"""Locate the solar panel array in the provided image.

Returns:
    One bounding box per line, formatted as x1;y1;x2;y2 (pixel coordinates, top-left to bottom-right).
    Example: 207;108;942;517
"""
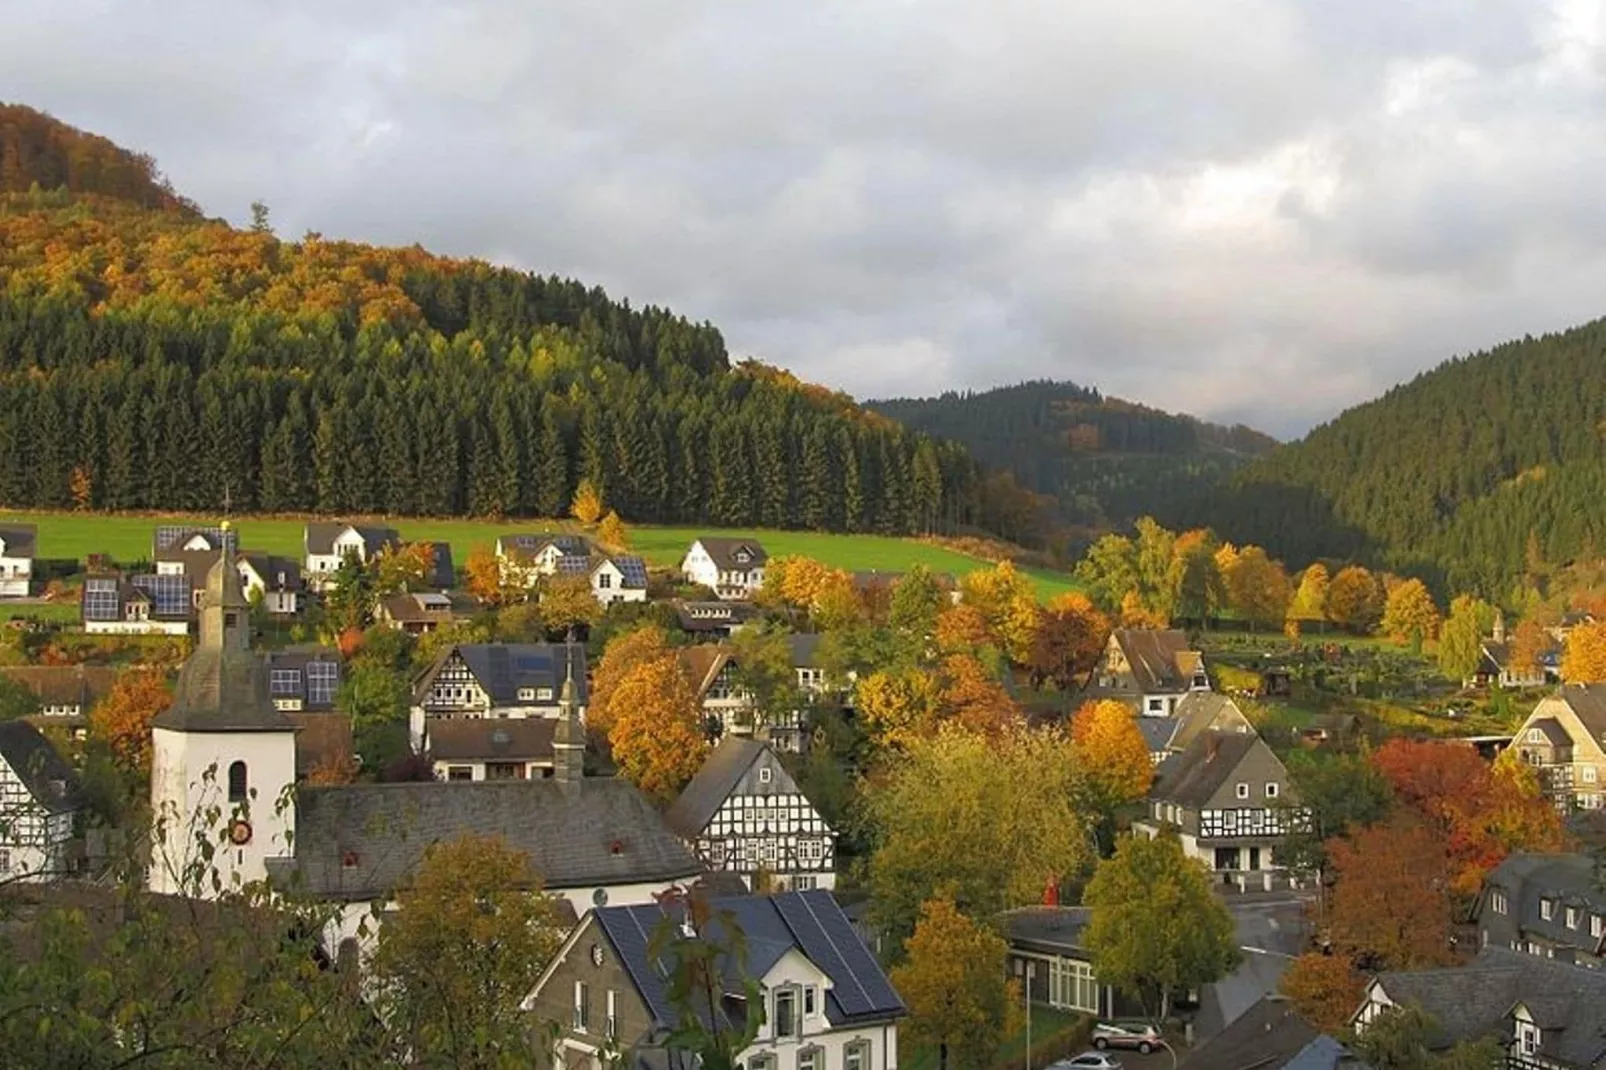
613;555;649;588
153;525;237;553
773;891;904;1018
554;554;591;577
132;573;192;617
269;668;303;697
305;661;339;706
82;577;121;621
596;907;684;1028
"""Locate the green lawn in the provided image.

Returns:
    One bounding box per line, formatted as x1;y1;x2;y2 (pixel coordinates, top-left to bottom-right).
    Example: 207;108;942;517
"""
0;511;1078;601
0;601;80;624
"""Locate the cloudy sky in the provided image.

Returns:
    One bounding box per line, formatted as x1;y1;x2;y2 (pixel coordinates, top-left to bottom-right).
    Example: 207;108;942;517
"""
5;0;1605;437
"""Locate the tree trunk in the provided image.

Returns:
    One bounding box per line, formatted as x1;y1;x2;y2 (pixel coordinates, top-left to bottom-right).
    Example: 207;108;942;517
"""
939;1042;948;1070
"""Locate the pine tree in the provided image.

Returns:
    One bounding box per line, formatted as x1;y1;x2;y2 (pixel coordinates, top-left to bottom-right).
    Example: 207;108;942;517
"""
530;403;569;518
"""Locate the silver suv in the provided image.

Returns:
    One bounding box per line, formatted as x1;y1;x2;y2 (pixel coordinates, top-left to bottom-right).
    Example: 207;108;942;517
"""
1091;1021;1162;1054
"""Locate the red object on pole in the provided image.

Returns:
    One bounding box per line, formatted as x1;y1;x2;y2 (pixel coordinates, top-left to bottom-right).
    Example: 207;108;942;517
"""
1042;877;1059;906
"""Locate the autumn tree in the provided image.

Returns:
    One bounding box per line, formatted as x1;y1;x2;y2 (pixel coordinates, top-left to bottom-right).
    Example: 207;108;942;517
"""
462;544;514;606
855;669;945;752
1028;592;1111;690
539;574;601;633
934;602;995;657
1562;619;1606;682
69;465;92;511
90;670;172;773
1351;1005;1506;1070
730;623;800;729
888;565;946;659
939;654;1025;738
1071;699;1153;810
597;509;629;552
370;834;567;1063
1436;595;1490;682
1380;579;1441;650
890;896;1018;1070
1076;532;1140;614
1326;565;1384;634
374;540;437;595
1509;617;1552;678
1083;831;1240;1022
957;560;1040;664
1119;590;1169;629
1279;952;1364;1034
1276;749;1393;886
868;724;1092;953
1287;563;1330;625
588;624;673;738
1327;815;1456;970
1168;530;1227;625
570;479;604;526
607;653;709;802
1223;545;1293;632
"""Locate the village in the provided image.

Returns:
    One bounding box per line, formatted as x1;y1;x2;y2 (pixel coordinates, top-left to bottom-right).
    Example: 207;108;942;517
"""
3;506;1604;1070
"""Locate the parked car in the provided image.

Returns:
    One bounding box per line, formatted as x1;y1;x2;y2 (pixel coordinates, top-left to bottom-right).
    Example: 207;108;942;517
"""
1092;1021;1162;1054
1049;1055;1123;1070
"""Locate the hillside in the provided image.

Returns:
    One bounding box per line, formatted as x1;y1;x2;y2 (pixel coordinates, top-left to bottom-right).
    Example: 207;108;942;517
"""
0;104;1018;541
1171;317;1606;597
871;380;1277;530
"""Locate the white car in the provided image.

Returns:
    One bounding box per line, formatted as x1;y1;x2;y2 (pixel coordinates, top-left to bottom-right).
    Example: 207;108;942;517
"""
1050;1054;1123;1070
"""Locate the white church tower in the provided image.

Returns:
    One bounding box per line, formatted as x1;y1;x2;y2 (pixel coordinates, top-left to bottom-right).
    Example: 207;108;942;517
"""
148;525;298;897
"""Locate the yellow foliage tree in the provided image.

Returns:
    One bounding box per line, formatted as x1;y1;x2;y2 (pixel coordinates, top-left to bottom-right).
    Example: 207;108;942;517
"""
890;896;1021;1070
1224;545;1293;632
1071;699;1153;806
462;544;512;606
958;561;1039;664
856;669;945;752
539;574;601;633
1288;563;1330;624
587;625;672;738
570;479;604;526
1119;590;1169;629
1562;620;1606;683
90;670;173;774
597;510;629;552
375;540;437;595
606;653;709;802
1380;578;1442;648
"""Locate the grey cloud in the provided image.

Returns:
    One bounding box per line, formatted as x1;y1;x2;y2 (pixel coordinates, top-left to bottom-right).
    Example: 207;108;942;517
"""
3;0;1604;439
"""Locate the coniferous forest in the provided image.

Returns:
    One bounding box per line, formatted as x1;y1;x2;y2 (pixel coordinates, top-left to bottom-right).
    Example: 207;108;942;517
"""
0;104;998;536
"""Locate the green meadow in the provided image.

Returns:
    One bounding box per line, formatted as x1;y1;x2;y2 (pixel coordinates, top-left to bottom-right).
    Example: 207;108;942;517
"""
0;511;1077;600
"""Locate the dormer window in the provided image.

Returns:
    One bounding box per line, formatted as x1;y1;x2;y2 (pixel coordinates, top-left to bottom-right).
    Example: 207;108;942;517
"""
517;688;535;702
773;987;798;1038
1541;898;1554;921
1566;906;1579;929
538;687;553;701
1235;783;1249;800
1491;890;1509;915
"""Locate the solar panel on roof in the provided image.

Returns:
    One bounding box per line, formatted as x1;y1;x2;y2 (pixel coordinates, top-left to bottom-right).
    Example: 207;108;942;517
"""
513;655;550;672
773;893;888;1018
555;555;591;576
305;661;338;705
615;556;648;587
132;573;191;616
82;577;120;622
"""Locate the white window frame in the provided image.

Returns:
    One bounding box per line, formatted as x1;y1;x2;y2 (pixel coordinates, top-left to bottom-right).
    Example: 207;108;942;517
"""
774;986;799;1039
759;767;773;784
573;980;589;1033
1585;766;1599;784
1236;782;1250;800
1566;906;1579;929
1265;783;1279;799
844;1042;869;1070
518;688;535;702
1541;899;1554;921
1491;890;1508;915
606;989;617;1040
1591;915;1603;939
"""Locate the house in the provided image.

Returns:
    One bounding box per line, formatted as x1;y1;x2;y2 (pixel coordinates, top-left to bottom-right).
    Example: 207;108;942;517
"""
410;642;588;728
1091;629;1210;716
1474;853;1606;967
377;591;457;634
849;570;961;605
1180;996;1359;1070
681;644;754;737
672;599;760;640
265;648;341;713
1135;731;1303;882
155;541;305;616
682;538;768;601
423;719;557;782
81;573;193;635
0;719;82;881
589;555;649;607
1136;692;1256;762
1000;906;1127;1018
148;544;702;954
1473;614;1557;690
525;890;903;1070
665;737;836;892
1511;684;1606;811
1353;946;1606;1067
153;524;237;556
0;523;36;599
303;522;402;590
2;664;121;721
495;532;592;587
421;541;455;591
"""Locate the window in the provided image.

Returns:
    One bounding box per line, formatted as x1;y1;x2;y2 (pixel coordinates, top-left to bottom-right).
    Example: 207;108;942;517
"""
1265;783;1280;799
517;688;535;702
228;761;248;803
1235;782;1250;800
606;990;618;1040
774;987;798;1038
759;767;773;784
1585;766;1600;784
573;981;590;1032
1047;958;1099;1013
1541;899;1554;921
538;687;553;701
803;986;817;1016
794;874;818;891
447;766;473;781
1528;728;1545;744
1567;907;1580;929
798;1048;821;1070
749;1057;775;1070
1592;915;1604;939
269;668;302;696
1491;890;1508;915
598;572;612;589
844;1043;869;1070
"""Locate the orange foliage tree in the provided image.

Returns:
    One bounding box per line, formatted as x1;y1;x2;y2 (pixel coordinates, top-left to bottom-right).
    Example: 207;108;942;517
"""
1327;814;1456;970
1562;619;1606;683
940;654;1025;739
1028;592;1111;690
587;625;672;739
90;670;173;773
463;545;512;606
605;653;709;802
1279;952;1365;1033
935;603;995;656
1071;699;1153;807
1509;618;1552;677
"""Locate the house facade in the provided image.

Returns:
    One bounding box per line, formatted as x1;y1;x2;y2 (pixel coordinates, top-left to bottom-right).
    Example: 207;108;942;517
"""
81;573;194;635
588;555;648;607
377;592;457;633
673;599;760;639
1134;731;1302;880
156;540;305;616
0;720;81;881
303;523;401;590
682;538;768;601
525;891;903;1070
423;718;556;782
1000;906;1127;1018
1474;853;1606;967
1511;684;1606;811
1136;692;1256;762
665;737;836;892
495;533;592;587
411;642;588;721
0;523;36;599
1091;629;1210;716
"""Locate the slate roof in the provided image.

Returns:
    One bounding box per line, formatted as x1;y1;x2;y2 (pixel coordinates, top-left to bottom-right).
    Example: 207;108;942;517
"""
264;648;342;712
304;523;401;557
1136;717;1178;755
1477;852;1605;957
152;525;234;555
418;643;589;706
664;736;768;838
787;632;824;669
498;532;591;562
606;555;649;590
1527;717;1573;748
1280;1035;1367;1070
1150;730;1275;808
679;645;733;698
380;592;455;624
1169;692;1253;753
0;720;82;814
592;890;903;1033
1112;629;1199;693
692;537;769;571
1555;683;1606;741
0;523;37;559
1179;996;1326;1070
426;718;556;762
998;905;1092;957
273;778;703;900
1;665;120;709
423;542;454;589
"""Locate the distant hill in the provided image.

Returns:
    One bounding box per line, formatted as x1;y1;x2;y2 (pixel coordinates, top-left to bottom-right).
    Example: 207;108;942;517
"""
871;380;1278;531
1171;318;1606;597
0;104;1019;541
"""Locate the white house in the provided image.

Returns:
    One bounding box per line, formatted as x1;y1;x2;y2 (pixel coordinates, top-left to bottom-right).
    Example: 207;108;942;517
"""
1089;629;1210;716
682;537;768;601
495;532;592;588
303;522;401;590
665;737;837;892
0;719;81;882
588;555;648;607
526;890;904;1070
155;536;304;616
81;574;194;636
421;718;556;782
0;524;36;599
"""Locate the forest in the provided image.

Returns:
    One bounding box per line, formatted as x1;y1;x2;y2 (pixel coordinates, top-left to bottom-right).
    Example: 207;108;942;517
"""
0;104;1025;539
872;379;1278;530
1172;318;1606;598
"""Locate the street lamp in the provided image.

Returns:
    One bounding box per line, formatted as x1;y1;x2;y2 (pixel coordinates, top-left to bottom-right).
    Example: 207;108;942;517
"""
1024;961;1034;1070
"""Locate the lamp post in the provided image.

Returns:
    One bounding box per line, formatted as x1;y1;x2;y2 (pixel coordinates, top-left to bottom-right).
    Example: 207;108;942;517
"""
1024;961;1034;1070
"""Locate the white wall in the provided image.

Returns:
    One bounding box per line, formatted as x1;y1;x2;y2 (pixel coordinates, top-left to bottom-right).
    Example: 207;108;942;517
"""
85;619;190;636
0;553;32;599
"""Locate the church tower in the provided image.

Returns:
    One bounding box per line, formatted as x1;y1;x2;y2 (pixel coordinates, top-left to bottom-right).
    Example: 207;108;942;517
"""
148;525;298;897
552;646;585;785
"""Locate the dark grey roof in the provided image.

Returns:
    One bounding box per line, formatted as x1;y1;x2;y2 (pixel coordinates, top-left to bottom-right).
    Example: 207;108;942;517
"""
1527;718;1572;748
672;600;760;633
153;525;234;554
1151;731;1278;808
0;523;37;558
1478;852;1605;956
425;542;454;589
999;906;1092;957
787;632;824;669
692;537;769;571
303;523;401;557
610;555;649;590
0;720;82;813
264;649;342;712
1136;717;1178;755
593;890;903;1032
1169;693;1253;753
1179;996;1324;1070
274;778;702;899
499;532;591;560
1556;683;1606;741
664;736;767;838
1;665;120;709
554;554;592;577
426;718;556;762
1112;628;1198;693
419;643;589;706
1281;1035;1367;1070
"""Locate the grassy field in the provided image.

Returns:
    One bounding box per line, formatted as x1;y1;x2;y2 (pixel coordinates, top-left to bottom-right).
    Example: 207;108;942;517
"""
0;510;1078;600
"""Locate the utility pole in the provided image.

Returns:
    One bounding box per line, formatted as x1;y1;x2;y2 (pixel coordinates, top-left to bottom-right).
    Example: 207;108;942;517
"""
1024;961;1033;1070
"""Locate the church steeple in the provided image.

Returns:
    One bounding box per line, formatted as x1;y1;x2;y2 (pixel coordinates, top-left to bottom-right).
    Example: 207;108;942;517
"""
553;645;584;785
199;520;250;652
